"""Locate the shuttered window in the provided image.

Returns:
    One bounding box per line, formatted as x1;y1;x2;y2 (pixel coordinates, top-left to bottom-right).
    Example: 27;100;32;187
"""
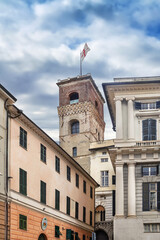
19;168;27;195
157;182;160;211
76;173;79;188
75;202;79;219
55;156;60;173
55;189;60;210
20;127;27;149
19;214;27;230
83;206;86;223
67;166;71;181
90;211;92;226
142;119;156;141
66;196;70;215
40;181;46;204
83;180;86;193
90;186;93;199
40;144;46;163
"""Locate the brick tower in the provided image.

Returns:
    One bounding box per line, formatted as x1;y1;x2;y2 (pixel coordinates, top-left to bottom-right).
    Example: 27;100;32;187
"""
57;74;105;173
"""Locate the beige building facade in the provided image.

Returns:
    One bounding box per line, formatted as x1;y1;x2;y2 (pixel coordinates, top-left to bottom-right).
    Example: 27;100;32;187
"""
0;84;98;240
103;76;160;240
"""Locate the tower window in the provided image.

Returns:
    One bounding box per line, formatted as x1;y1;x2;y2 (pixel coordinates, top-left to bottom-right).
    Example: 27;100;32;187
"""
72;147;77;157
95;100;98;108
70;92;79;104
71;121;79;134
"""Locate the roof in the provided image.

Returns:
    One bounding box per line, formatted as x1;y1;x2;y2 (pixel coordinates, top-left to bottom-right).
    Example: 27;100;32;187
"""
57;74;105;103
0;84;17;102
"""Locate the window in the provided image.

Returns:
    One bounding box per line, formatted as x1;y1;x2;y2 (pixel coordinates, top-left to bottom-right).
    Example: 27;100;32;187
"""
19;214;27;230
75;232;79;240
55;226;61;238
112;175;116;185
20;127;27;149
90;211;92;226
95;100;98;108
101;158;108;162
143;182;160;211
71;121;79;134
144;224;160;233
41;144;46;163
66;196;70;215
72;147;77;157
83;206;86;223
101;171;108;187
76;173;79;188
55;189;60;210
90;186;93;199
95;205;105;222
83;235;85;240
66;229;74;240
135;101;160;110
55;156;60;173
142;166;158;176
70;92;79;104
19;168;27;195
40;181;46;204
67;166;71;181
83;180;86;194
102;152;107;155
75;202;79;219
142;119;156;141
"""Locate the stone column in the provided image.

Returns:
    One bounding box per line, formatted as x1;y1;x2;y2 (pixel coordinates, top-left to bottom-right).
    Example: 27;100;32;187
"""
126;97;135;140
115;97;123;139
128;162;136;216
116;163;124;216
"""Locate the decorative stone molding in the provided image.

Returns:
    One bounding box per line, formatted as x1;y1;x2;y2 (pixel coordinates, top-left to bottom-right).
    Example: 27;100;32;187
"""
125;96;135;101
114;96;123;102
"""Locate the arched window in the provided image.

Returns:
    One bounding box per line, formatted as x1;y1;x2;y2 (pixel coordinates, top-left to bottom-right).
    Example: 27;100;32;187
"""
142;119;156;141
95;100;98;108
95;205;105;222
71;121;79;134
70;92;79;104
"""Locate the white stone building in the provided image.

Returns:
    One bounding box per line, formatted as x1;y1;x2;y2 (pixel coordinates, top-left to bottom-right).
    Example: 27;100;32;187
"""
103;76;160;240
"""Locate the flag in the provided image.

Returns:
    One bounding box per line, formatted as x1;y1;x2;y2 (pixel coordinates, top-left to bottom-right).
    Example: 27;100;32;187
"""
80;43;90;61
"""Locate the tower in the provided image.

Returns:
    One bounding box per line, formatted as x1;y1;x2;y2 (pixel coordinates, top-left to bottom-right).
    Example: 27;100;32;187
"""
57;74;105;173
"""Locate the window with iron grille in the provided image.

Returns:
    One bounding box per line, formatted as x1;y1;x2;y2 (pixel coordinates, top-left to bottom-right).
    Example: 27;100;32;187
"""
20;127;27;149
55;156;60;173
41;144;46;163
19;168;27;195
19;214;27;230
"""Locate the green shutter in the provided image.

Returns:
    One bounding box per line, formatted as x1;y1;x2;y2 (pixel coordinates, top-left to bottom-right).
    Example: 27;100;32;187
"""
19;214;27;230
157;182;160;211
20;168;27;195
83;207;86;222
41;181;46;204
55;225;60;238
67;197;70;215
55;189;60;210
143;182;149;211
75;202;79;219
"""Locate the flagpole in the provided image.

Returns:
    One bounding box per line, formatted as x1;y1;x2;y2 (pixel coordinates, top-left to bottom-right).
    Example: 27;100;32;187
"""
80;50;82;76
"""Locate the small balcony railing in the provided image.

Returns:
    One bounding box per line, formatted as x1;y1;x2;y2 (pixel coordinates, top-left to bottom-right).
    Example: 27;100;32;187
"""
136;140;160;146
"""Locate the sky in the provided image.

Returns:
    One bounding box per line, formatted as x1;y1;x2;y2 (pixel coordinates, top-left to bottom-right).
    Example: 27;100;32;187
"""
1;0;160;142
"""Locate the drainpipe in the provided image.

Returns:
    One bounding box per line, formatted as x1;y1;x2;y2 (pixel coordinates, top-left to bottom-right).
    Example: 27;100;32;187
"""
4;99;23;240
5;110;9;240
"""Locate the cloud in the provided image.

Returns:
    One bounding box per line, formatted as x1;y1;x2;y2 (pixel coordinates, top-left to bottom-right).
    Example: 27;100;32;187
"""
1;0;160;141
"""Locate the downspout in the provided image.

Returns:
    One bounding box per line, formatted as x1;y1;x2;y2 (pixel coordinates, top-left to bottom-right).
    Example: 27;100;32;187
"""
5;110;9;240
4;99;22;240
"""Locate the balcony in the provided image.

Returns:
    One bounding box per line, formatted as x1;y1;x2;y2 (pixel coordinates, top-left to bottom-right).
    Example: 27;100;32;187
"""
136;140;160;146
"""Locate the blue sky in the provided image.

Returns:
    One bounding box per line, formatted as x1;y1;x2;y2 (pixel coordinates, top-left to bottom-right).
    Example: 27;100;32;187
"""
1;0;160;141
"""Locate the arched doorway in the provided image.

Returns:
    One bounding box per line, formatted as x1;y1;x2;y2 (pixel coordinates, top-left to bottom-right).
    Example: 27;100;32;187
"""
38;233;47;240
96;229;109;240
95;205;105;222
